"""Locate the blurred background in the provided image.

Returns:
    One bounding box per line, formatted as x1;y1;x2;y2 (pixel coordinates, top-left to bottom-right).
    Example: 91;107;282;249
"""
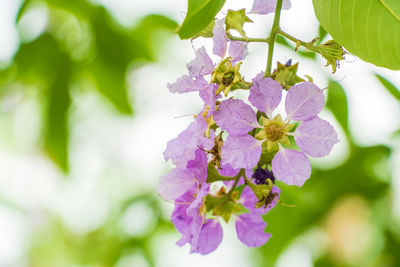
0;0;400;266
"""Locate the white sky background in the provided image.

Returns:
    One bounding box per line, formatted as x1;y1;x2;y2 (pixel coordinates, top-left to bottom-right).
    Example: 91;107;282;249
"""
0;0;400;266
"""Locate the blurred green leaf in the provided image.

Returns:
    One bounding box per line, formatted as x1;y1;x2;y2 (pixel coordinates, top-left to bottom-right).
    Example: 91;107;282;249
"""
88;58;133;114
177;0;225;39
13;34;71;171
326;80;349;135
375;73;400;101
4;1;178;170
45;63;71;172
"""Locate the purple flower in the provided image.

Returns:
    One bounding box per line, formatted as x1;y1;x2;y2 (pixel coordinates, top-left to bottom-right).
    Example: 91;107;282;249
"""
214;79;338;186
166;149;223;254
250;0;292;15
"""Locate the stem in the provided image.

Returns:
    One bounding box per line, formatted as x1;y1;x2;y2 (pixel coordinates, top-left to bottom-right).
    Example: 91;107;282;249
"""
277;29;316;50
226;33;268;43
265;0;283;76
227;169;245;196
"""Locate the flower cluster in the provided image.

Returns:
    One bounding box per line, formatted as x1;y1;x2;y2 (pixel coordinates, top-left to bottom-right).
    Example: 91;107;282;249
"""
158;0;339;255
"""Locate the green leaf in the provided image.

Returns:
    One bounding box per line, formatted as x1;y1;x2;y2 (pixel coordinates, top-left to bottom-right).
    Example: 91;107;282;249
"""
312;0;400;70
177;0;226;39
326;80;349;135
375;73;400;101
317;24;327;44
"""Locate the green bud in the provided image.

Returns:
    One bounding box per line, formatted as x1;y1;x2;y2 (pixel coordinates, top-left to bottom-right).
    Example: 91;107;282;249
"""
271;61;304;90
311;40;345;74
211;58;252;96
225;9;253;38
246;178;274;209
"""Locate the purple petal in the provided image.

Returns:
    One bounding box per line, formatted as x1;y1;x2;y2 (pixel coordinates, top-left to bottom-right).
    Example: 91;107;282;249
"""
187;47;215;78
229;41;248;63
249;73;282;117
186;149;208;184
164;115;214;168
157;168;196;201
285;82;325;121
168;75;208;94
199;84;219;115
191;219;223;255
272;148;311;187
171;188;196;234
250;0;291;14
236;213;271;247
294;116;339;157
212;19;228;57
214;99;259;136
221;135;262;170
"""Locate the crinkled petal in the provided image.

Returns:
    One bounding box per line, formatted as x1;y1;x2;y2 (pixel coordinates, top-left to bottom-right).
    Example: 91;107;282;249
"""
171;187;196;234
272;148;311;187
229;41;248;63
221;135;262;170
294;116;339;157
214;99;259;136
212;19;228;57
164;115;214;168
250;0;291;14
285;82;325;121
186;149;208;184
191;219;223;255
236;213;271;247
187;47;215;78
157;168;196;201
240;186;280;214
199;84;219;116
249;73;282;117
168;75;208;94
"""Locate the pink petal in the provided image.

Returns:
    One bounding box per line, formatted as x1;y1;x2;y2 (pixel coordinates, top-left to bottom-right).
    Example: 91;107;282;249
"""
212;19;228;57
191;219;223;255
167;75;208;94
187;47;215;78
250;0;291;14
221;135;262;170
271;148;311;187
249;73;282;117
229;41;248;63
164;115;213;168
235;213;271;247
285;82;325;121
199;84;219;115
214;99;259;136
186;149;208;184
157;168;196;201
294;116;339;157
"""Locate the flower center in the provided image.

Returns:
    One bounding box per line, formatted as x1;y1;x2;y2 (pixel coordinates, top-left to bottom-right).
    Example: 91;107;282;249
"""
222;71;235;86
265;122;285;142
